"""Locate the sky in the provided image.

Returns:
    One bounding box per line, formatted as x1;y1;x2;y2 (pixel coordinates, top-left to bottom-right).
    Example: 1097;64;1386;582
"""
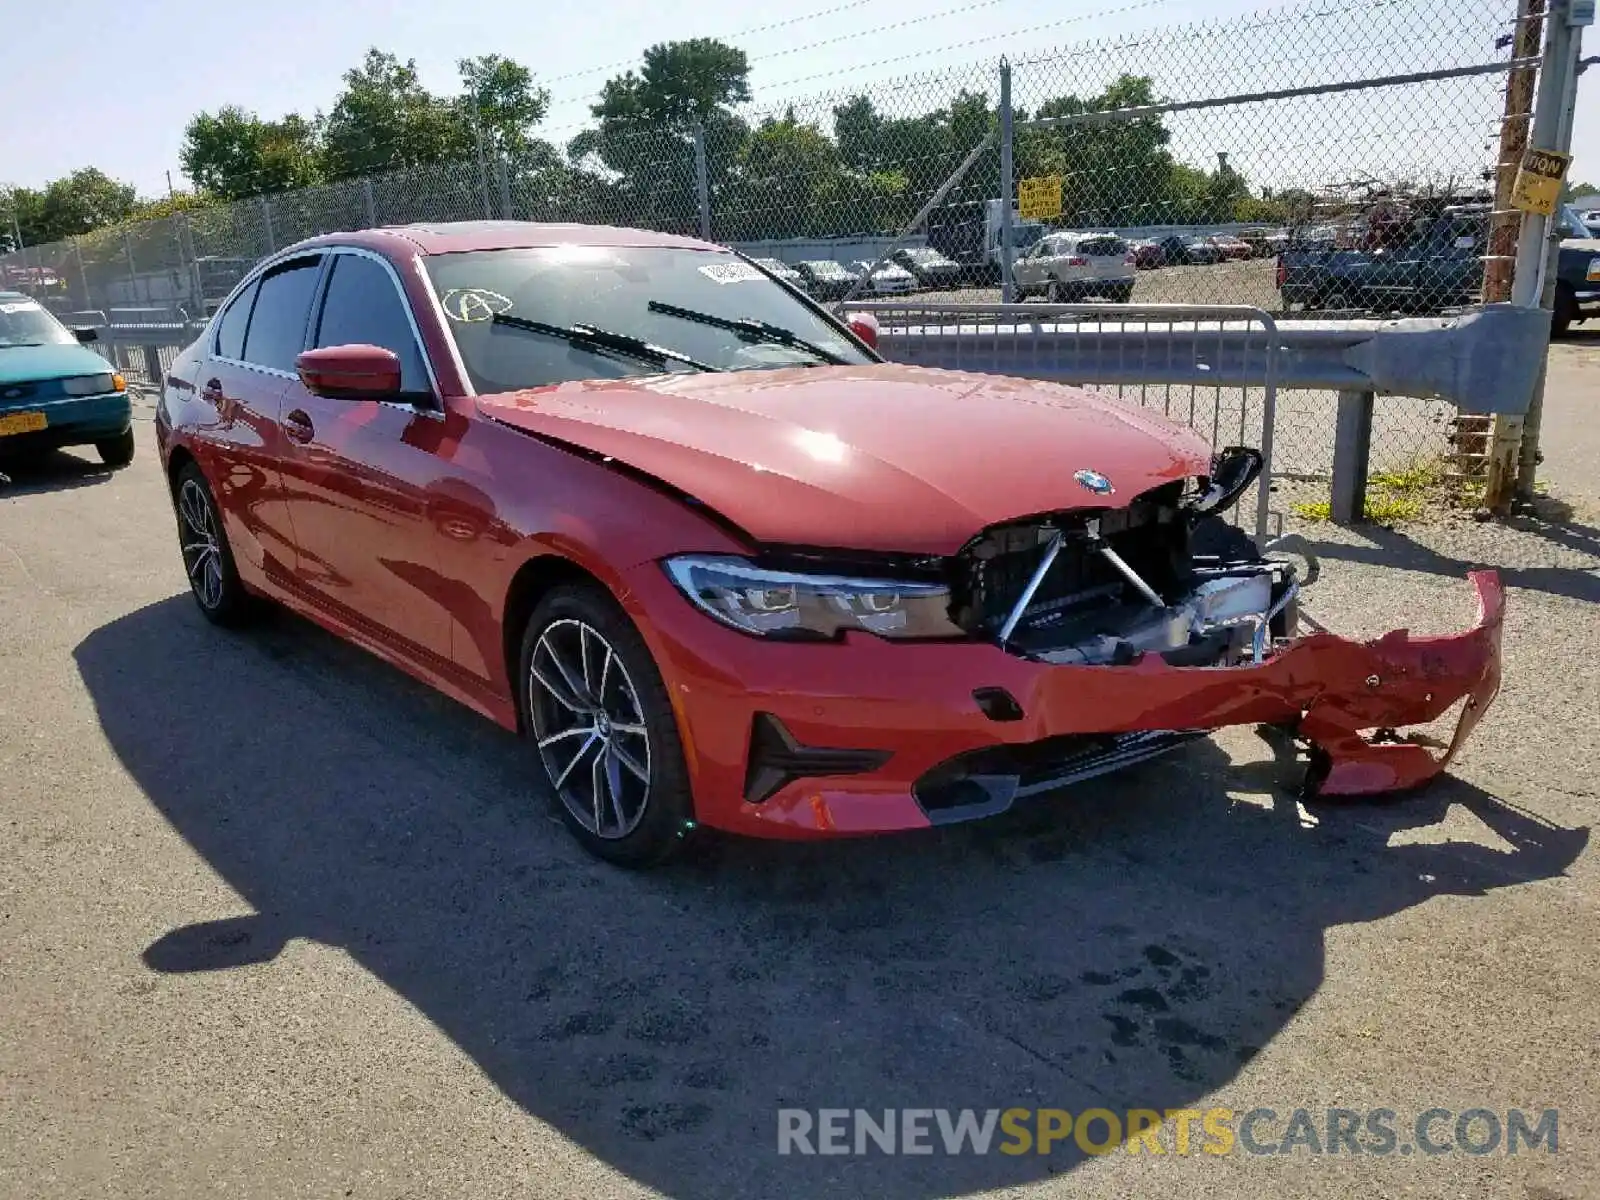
1;0;1595;199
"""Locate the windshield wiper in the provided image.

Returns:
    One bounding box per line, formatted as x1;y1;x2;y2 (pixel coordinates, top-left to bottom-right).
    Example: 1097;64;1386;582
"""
646;301;851;366
490;313;720;373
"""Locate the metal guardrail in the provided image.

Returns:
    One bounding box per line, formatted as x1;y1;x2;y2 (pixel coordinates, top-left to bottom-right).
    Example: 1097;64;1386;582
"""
846;301;1549;415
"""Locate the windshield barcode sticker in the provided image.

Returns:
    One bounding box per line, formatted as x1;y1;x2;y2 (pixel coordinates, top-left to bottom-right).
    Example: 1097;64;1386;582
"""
699;262;765;285
0;301;42;314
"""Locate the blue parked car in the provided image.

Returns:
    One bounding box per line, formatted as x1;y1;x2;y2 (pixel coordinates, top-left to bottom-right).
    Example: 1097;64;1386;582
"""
0;292;134;467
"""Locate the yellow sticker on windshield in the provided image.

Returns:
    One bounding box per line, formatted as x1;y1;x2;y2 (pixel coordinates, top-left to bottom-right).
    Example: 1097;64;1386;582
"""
440;288;514;322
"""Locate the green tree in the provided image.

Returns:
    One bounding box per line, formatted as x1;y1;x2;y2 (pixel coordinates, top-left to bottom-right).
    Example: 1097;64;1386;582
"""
568;39;752;235
181;106;322;200
2;168;138;244
1561;179;1596;202
457;54;553;164
321;49;473;176
1017;76;1177;226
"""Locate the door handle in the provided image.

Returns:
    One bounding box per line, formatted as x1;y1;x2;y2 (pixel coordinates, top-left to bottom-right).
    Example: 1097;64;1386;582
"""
284;409;315;444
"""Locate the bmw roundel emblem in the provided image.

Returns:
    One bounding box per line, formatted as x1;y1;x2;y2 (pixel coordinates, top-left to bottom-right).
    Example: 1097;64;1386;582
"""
1074;469;1115;495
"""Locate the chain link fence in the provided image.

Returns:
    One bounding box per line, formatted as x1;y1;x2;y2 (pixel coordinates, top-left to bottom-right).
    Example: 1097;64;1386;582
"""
1;0;1532;501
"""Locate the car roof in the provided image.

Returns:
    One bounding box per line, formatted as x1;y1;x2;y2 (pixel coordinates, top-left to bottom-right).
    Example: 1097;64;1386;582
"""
283;220;723;258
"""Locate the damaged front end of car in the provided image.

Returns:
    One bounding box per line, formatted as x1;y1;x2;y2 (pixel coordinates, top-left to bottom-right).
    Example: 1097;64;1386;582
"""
660;445;1504;831
929;444;1504;808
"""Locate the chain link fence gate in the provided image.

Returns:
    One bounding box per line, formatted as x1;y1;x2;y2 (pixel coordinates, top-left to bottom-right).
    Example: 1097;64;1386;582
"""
0;0;1545;511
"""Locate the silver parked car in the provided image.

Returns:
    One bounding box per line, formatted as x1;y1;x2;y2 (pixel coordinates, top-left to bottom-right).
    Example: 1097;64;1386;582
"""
849;259;917;295
1013;232;1136;302
753;257;807;290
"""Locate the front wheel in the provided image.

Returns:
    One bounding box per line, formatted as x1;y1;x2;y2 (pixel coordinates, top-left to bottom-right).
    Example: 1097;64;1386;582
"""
519;584;695;868
97;428;135;468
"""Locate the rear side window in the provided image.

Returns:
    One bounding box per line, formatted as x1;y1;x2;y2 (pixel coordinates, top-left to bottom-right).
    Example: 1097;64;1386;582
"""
213;279;258;361
1079;236;1128;257
314;254;430;394
242;257;322;372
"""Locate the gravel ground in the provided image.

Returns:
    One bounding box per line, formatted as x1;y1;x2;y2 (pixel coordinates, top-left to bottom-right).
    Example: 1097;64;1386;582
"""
1;354;1597;1199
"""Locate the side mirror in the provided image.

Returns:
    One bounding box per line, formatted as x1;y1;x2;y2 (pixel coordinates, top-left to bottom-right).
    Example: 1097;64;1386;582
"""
845;311;879;350
73;326;98;343
296;343;402;399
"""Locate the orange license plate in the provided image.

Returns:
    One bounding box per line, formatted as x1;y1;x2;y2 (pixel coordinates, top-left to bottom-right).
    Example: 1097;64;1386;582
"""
0;411;47;436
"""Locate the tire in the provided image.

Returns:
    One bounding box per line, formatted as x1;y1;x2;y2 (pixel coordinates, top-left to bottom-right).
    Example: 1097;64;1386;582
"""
1553;284;1578;339
518;583;695;868
1045;279;1064;304
1322;290;1354;313
1110;283;1135;304
173;461;255;627
96;428;135;468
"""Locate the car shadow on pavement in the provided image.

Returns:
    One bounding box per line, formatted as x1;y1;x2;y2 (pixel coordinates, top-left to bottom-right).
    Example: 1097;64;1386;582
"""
1305;510;1600;605
0;449;115;496
76;596;1587;1198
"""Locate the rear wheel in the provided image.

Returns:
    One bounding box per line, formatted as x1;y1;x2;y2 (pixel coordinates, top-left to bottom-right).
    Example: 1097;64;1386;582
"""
174;462;255;627
1109;282;1135;304
1322;289;1354;313
519;584;695;868
97;428;135;468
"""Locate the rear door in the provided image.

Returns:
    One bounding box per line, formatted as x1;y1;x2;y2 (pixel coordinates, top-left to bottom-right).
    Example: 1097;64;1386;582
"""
192;266;303;588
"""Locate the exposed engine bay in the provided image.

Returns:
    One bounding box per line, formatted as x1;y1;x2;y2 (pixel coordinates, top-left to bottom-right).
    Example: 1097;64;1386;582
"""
951;447;1312;667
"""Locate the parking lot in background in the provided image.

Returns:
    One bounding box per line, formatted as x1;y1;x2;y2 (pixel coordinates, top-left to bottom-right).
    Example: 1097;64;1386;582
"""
0;334;1596;1198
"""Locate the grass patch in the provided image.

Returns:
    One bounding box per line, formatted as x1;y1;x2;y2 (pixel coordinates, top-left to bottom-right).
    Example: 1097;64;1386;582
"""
1290;456;1472;524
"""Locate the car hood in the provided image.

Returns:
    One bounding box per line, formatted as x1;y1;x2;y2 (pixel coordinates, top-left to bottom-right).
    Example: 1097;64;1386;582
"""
0;342;113;387
476;364;1213;554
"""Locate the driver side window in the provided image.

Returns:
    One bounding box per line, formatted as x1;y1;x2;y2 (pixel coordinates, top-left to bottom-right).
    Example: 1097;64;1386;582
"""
313;253;431;395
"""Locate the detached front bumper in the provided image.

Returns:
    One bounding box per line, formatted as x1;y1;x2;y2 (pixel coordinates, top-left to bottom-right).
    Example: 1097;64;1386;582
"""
626;567;1504;840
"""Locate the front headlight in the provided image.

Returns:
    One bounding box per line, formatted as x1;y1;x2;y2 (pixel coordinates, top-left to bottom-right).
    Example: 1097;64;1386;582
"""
61;372;118;396
664;554;964;641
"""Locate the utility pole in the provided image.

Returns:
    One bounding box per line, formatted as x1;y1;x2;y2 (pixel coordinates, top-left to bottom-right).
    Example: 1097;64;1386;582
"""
999;59;1016;302
1513;0;1589;501
469;102;493;220
1473;0;1544;510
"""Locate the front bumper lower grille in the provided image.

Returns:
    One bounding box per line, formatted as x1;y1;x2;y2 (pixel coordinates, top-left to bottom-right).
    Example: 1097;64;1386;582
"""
912;729;1205;824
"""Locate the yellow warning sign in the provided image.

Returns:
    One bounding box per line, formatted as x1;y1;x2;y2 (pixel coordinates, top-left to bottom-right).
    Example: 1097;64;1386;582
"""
1510;148;1571;217
1018;175;1063;221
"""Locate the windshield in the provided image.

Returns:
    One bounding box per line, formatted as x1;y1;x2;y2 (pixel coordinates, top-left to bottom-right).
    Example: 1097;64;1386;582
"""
0;297;76;348
426;246;875;393
1556;204;1590;239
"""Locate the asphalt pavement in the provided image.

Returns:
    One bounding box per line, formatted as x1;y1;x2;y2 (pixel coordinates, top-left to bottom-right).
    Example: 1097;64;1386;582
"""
1;345;1597;1198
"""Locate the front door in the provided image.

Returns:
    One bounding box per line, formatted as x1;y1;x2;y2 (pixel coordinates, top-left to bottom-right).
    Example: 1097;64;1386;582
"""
275;250;453;669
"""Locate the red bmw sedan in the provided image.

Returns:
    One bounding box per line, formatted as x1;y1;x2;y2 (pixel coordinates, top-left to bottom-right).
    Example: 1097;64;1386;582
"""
155;221;1503;866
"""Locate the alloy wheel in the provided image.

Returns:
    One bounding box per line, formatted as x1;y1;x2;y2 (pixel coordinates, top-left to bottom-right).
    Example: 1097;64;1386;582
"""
527;618;653;839
178;478;225;611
